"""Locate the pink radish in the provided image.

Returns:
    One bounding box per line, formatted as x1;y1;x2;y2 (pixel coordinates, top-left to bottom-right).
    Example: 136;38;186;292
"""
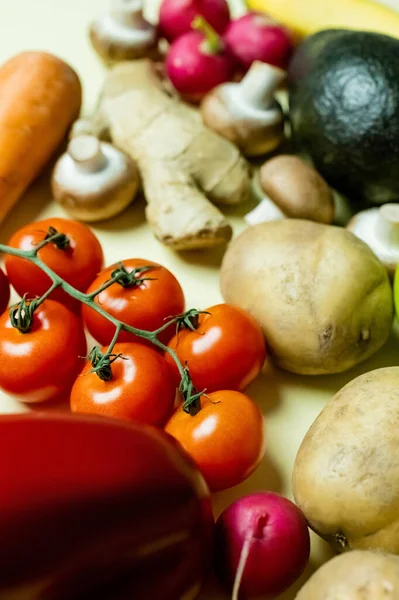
166;17;235;103
224;12;294;72
214;492;310;599
159;0;230;43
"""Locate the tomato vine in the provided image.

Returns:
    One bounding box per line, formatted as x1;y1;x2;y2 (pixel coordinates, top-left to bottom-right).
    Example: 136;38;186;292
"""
0;231;201;410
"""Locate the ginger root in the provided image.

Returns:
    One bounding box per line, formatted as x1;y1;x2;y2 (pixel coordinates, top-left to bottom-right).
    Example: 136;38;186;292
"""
72;60;251;250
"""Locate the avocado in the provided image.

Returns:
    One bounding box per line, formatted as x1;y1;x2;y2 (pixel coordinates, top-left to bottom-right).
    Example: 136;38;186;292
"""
288;30;399;206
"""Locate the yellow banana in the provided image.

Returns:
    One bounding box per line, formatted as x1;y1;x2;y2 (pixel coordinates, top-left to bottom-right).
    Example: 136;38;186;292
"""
246;0;399;41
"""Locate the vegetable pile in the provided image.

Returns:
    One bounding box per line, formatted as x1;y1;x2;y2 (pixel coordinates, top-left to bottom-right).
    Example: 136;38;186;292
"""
4;0;399;597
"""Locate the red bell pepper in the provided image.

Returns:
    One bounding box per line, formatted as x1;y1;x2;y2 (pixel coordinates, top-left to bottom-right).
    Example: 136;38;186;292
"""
0;412;213;599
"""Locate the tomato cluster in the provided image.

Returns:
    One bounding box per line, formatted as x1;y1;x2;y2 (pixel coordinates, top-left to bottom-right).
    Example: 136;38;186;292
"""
0;217;267;492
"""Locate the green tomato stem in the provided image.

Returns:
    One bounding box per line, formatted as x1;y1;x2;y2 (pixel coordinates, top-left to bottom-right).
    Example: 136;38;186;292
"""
0;242;196;406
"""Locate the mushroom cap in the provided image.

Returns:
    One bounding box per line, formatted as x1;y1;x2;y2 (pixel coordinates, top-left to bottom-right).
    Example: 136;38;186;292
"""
259;155;334;224
89;3;158;63
201;84;285;157
52;136;139;222
348;204;399;278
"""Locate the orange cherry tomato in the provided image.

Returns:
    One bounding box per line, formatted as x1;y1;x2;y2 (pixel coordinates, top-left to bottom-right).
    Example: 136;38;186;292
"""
82;259;185;346
5;218;104;311
70;342;177;427
165;390;265;492
0;269;10;315
0;299;87;403
166;304;266;393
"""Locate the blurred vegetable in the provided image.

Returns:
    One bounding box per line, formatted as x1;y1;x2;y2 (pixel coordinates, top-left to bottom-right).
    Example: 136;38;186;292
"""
0;269;9;315
289;30;399;206
0;299;86;403
166;304;266;392
159;0;230;43
71;342;177;426
348;204;399;279
296;550;399;599
82;258;185;346
72;60;250;250
5;217;103;312
0;412;213;599
293;367;399;555
215;493;310;599
224;12;293;71
247;154;334;225
166;17;235;103
201;61;285;157
0;51;81;224
221;220;393;375
52;135;139;222
89;0;159;63
165;390;265;492
247;0;399;42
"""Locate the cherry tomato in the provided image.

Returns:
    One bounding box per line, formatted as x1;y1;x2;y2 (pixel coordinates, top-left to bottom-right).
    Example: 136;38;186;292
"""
70;342;177;426
0;269;10;315
0;299;87;403
165;390;265;492
5;218;104;311
166;304;266;393
82;259;185;346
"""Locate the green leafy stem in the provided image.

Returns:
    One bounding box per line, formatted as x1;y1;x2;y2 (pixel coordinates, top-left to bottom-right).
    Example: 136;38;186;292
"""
0;229;205;414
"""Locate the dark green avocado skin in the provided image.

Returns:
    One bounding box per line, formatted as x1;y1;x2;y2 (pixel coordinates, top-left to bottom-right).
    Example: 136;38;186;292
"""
288;30;399;206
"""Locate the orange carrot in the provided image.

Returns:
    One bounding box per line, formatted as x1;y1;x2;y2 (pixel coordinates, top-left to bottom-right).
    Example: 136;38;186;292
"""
0;51;82;222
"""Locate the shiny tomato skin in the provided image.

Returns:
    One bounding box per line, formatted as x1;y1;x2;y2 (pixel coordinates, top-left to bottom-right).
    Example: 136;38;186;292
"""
165;390;265;492
0;269;10;315
0;299;87;403
82;259;185;346
5;218;104;311
166;304;266;392
71;342;177;426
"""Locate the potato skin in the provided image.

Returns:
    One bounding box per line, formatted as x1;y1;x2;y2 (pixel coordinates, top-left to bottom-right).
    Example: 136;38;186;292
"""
293;368;399;554
296;550;399;599
220;220;393;374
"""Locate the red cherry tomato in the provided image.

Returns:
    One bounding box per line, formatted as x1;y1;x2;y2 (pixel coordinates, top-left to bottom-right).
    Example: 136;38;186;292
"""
0;269;10;315
0;299;87;403
5;218;103;311
166;304;266;392
165;390;265;492
82;259;185;346
70;342;177;426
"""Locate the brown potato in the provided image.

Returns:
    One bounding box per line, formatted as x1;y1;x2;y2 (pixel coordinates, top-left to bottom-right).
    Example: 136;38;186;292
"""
220;220;393;375
293;368;399;554
296;550;399;599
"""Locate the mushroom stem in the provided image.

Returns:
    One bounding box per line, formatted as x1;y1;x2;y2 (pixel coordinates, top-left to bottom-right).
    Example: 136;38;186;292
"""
67;136;107;174
237;61;286;109
245;196;285;226
376;204;399;248
111;0;146;28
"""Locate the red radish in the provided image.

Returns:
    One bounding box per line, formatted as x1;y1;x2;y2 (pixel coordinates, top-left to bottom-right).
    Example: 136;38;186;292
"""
214;492;310;599
159;0;230;43
166;16;235;103
224;12;294;72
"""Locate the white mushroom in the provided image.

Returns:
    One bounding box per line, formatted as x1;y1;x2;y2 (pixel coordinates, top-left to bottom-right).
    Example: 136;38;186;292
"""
347;203;399;278
200;61;286;157
89;0;159;63
52;135;139;222
245;154;335;225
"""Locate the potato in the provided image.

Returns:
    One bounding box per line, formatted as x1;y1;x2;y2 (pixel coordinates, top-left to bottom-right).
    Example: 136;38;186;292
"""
293;367;399;554
296;550;399;599
220;220;393;374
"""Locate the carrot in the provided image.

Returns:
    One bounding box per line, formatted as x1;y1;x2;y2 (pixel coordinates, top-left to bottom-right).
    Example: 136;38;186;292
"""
0;51;82;222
